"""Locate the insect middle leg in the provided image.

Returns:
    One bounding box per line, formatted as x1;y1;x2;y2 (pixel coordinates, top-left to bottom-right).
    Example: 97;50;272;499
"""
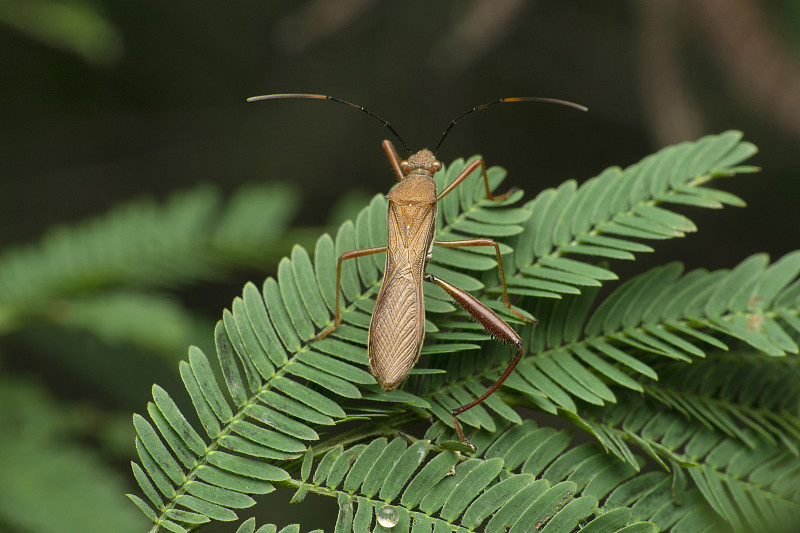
424;273;526;450
434;239;534;323
312;246;386;341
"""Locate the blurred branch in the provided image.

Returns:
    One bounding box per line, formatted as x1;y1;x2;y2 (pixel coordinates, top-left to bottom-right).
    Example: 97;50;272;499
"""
691;0;800;141
430;0;532;75
635;0;703;146
273;0;378;54
271;0;531;76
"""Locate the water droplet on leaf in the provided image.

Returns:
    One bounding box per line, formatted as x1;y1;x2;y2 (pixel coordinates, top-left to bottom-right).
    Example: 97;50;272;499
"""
376;504;399;528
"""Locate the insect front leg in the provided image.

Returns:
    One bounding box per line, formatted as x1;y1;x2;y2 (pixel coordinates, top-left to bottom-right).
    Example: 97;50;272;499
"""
424;273;526;451
312;246;386;342
381;140;405;181
436;158;517;202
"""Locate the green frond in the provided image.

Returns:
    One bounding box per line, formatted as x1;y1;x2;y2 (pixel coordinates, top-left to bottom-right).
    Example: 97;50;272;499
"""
508;130;756;297
0;379;147;533
128;132;784;532
478;251;800;447
0;183;299;333
292;424;697;532
581;393;800;532
54;290;205;357
645;354;800;453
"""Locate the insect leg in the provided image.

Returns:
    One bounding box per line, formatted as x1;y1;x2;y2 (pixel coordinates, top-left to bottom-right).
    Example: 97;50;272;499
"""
312;246;386;341
436;158;517;202
382;140;405;181
424;272;525;451
434;239;535;323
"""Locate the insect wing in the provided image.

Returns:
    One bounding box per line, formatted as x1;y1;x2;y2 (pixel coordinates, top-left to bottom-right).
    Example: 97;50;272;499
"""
368;264;425;389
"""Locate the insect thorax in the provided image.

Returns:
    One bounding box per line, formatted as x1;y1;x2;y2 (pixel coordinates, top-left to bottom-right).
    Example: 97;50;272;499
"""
386;175;437;205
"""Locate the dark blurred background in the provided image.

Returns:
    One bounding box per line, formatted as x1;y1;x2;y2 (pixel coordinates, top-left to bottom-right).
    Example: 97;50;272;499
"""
3;0;799;267
1;0;799;531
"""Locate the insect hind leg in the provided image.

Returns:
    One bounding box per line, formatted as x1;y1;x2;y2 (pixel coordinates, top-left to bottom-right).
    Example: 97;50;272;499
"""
424;273;526;451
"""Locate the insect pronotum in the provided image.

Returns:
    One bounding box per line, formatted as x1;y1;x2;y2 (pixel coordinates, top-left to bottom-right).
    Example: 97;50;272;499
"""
248;93;586;449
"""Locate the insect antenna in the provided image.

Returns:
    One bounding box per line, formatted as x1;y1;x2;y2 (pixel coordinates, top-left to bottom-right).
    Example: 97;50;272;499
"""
433;96;588;155
247;93;412;155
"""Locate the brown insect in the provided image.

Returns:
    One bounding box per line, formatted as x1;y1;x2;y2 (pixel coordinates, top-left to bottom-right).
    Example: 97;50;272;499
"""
247;93;585;449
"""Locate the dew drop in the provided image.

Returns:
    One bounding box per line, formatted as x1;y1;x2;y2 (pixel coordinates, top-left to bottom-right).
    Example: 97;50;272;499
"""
376;504;399;528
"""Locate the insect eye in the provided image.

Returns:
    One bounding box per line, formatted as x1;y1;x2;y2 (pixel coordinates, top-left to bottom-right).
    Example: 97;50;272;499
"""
400;161;410;171
432;161;442;172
